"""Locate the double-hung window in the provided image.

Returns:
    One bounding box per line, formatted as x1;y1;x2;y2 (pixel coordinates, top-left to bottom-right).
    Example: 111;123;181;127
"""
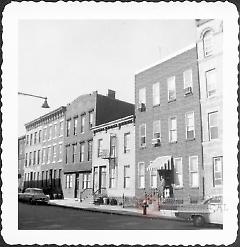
206;69;217;98
189;156;199;188
183;69;193;93
79;142;84;162
97;139;103;157
47;147;51;163
109;166;117;188
66;120;71;137
153;120;161;143
87;140;92;161
29;152;32;166
213;157;223;186
110;135;117;157
124;132;130;153
89;110;94;129
38;130;42;143
174;157;183;187
33;151;36;165
37;150;40;164
139;124;146;147
59;121;64;136
123;165;130;188
208;111;218;140
138;87;146;111
58;143;63;161
169;117;177;143
138;162;145;188
30;134;33;146
203;30;213;57
152;82;160;106
73;117;78;136
48;126;52;140
52;145;57;163
80;114;85;133
65;174;73;188
167;76;176;101
185;112;195;139
34;132;37;144
25;153;28;166
72;144;77;163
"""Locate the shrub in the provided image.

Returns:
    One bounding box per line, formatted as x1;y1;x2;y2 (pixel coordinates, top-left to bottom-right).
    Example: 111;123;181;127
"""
110;198;118;205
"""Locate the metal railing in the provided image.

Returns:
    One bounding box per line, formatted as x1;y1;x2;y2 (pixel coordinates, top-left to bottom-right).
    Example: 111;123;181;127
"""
79;187;92;202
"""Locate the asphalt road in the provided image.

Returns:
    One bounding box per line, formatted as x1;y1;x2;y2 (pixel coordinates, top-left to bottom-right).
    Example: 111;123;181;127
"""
18;202;221;230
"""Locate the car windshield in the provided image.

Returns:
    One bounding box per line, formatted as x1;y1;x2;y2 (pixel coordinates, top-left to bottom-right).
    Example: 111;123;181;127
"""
27;189;44;194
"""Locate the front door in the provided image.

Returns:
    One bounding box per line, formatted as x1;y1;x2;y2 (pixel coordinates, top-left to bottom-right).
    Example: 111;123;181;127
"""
74;173;79;198
93;167;99;193
99;166;106;194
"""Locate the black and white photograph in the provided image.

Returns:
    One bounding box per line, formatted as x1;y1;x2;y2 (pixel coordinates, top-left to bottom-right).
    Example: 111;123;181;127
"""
2;2;239;246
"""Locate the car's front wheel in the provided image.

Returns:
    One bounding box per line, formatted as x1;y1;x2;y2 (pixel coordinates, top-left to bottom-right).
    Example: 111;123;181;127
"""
193;215;205;227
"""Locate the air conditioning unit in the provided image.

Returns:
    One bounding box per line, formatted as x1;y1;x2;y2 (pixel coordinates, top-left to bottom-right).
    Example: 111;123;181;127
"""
152;138;161;146
138;103;146;112
184;87;192;95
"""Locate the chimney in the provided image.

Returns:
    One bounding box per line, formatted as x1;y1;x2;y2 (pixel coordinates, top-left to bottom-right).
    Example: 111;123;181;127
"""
107;89;115;99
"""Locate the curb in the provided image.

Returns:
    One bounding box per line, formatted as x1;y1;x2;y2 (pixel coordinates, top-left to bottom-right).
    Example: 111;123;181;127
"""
47;202;185;222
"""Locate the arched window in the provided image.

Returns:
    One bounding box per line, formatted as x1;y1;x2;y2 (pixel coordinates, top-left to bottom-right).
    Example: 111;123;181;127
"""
203;30;213;57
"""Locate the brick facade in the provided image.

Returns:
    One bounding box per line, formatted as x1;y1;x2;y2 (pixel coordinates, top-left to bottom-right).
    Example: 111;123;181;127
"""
18;135;25;191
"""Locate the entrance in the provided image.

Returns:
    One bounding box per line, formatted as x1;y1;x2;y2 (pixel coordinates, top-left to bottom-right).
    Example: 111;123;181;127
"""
74;173;80;198
158;170;173;198
99;166;106;194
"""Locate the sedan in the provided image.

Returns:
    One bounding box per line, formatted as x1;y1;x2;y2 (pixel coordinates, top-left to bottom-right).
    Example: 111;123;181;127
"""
18;188;49;205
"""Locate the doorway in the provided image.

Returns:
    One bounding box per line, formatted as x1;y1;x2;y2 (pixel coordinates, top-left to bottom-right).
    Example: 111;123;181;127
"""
99;166;106;194
74;173;79;198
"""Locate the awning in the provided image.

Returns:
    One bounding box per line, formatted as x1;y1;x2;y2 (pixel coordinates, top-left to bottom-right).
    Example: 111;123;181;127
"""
147;155;172;171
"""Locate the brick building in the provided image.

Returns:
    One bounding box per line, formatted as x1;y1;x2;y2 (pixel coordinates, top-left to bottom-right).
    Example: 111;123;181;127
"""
196;19;223;197
135;45;203;203
91;115;135;203
23;106;66;197
18;135;25;191
62;90;134;199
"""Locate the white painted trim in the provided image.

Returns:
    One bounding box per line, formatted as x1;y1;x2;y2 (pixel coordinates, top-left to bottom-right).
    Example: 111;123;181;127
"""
135;43;196;75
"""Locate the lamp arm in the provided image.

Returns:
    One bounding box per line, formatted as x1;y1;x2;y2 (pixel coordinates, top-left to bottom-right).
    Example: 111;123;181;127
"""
18;92;47;100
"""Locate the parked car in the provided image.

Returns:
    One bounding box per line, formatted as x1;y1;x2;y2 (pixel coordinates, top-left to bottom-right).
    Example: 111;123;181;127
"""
18;188;49;205
175;195;223;227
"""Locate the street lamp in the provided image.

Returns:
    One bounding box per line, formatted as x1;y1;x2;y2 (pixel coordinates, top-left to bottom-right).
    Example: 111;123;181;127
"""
18;92;50;108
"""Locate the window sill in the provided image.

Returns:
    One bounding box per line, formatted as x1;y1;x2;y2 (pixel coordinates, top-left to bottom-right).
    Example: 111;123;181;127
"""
184;92;193;97
169;141;177;144
139;145;147;149
168;99;176;103
186;138;195;142
173;186;183;190
153;104;160;108
190;186;199;189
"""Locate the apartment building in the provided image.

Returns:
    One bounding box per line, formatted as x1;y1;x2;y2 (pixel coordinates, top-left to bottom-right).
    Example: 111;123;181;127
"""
196;19;223;197
23;106;66;197
135;45;203;203
91;115;135;202
18;135;25;191
62;90;134;199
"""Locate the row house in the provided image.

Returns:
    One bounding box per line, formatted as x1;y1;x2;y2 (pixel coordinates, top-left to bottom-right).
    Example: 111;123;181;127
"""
18;135;25;191
196;19;223;197
91;115;135;202
62;90;134;199
135;45;203;203
23;106;66;197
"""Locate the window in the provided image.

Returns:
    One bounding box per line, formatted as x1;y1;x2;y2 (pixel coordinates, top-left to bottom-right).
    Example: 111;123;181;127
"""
33;151;36;165
58;169;62;186
72;144;77;163
41;171;44;186
153;120;161;141
109;166;117;188
25;153;28;166
66;119;71;137
203;30;213;57
89;110;94;128
42;148;46;164
97;139;103;157
206;69;217;97
82;173;91;189
174;158;183;187
139;124;146;147
73;117;78;135
124;133;130;153
152;82;160;106
65;146;69;164
208;111;218;140
30;134;33;146
183;69;193;91
52;123;57;139
37;150;40;164
53;170;56;187
47;147;51;163
65;174;73;188
59;143;63;161
34;132;37;144
189;156;199;188
110;135;117;157
52;145;57;163
185;112;195;139
167;76;176;101
59;121;64;136
87;140;93;161
139;87;146;105
124;165;130;188
150;169;157;188
80;114;85;133
38;130;42;143
26;135;29;146
29;152;32;166
169;117;177;143
80;142;84;162
213;157;223;186
43;128;47;141
48;126;52;140
138;162;145;188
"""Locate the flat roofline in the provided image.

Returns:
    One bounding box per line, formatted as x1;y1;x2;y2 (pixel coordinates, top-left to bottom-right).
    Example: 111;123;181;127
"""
91;115;134;131
135;43;196;75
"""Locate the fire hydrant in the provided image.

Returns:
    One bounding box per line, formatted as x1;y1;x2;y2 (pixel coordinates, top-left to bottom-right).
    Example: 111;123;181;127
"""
142;199;148;215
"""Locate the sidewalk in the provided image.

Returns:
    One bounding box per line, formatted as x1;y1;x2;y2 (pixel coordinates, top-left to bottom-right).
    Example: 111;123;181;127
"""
48;198;182;221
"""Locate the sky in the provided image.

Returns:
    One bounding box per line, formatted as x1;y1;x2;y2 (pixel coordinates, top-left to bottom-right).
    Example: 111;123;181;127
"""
18;19;197;136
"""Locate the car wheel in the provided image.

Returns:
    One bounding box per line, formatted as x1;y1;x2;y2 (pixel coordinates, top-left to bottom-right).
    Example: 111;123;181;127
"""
193;216;205;227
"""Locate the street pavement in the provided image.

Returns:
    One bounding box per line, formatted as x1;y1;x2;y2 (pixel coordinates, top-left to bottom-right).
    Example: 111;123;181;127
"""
18;202;221;230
